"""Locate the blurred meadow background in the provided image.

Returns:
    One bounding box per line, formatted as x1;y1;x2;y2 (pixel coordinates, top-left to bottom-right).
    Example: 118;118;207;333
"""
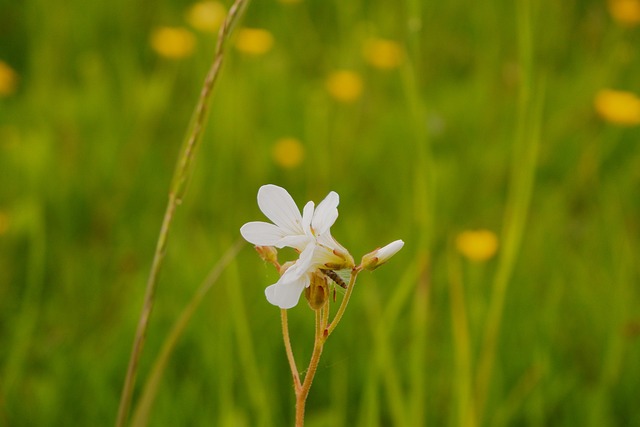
2;0;640;425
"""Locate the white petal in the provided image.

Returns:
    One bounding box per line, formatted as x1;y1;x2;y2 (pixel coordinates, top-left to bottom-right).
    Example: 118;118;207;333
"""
240;221;286;246
265;272;310;309
377;240;404;262
317;231;346;253
312;191;339;235
302;201;314;234
277;235;312;251
309;243;348;268
291;242;315;274
257;185;303;235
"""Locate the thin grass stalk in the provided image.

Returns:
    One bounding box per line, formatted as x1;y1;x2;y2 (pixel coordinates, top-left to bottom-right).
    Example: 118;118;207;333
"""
402;1;433;422
226;260;273;426
114;2;251;426
373;320;408;426
587;195;635;426
491;364;542;427
361;264;419;425
475;0;543;422
129;241;243;427
1;203;45;397
406;253;430;426
358;261;426;425
356;362;381;427
447;250;476;427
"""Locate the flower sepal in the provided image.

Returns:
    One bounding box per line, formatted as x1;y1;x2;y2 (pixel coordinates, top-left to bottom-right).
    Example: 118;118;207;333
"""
304;272;329;310
255;245;278;266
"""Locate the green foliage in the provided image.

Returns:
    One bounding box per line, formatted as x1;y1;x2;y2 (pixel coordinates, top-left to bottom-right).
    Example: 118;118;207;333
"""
1;0;639;425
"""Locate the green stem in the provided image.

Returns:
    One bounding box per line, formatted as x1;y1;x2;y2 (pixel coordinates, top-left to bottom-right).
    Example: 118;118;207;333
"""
448;250;476;427
326;269;359;337
295;309;326;427
282;309;302;391
129;241;243;427
475;0;542;423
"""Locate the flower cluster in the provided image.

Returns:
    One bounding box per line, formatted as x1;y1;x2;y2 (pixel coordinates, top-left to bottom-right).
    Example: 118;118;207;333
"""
240;185;403;309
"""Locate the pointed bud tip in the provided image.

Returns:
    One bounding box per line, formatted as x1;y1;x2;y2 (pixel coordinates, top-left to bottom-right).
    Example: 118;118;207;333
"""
360;239;404;271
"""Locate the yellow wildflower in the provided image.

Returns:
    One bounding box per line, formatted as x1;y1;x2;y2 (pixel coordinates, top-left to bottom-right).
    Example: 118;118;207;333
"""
272;138;305;169
608;0;640;26
186;1;226;33
362;38;404;70
594;89;640;126
0;61;18;96
150;27;196;59
234;28;274;55
456;230;499;262
326;70;363;103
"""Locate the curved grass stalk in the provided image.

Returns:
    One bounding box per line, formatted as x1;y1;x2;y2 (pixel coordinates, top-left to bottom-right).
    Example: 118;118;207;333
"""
129;241;243;427
115;1;251;425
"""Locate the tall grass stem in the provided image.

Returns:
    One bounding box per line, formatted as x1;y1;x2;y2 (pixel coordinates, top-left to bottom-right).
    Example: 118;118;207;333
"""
475;0;543;422
129;241;243;427
114;1;251;426
447;250;476;427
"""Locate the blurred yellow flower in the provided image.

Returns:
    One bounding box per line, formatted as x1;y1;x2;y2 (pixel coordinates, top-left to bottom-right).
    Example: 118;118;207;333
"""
150;27;196;59
326;70;363;103
594;89;640;126
456;230;499;262
186;1;226;33
272;137;305;169
608;0;640;26
0;211;9;235
362;38;404;70
234;28;274;55
0;61;18;96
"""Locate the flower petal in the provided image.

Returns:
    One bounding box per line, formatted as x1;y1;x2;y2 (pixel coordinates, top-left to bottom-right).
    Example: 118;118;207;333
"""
291;242;315;274
317;231;346;253
265;270;310;309
277;235;312;251
302;201;314;234
257;184;303;235
312;191;339;235
240;221;287;246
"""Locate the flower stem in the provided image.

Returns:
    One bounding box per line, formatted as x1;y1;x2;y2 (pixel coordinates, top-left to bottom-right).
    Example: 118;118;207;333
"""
326;269;359;337
295;309;326;427
281;309;302;391
289;270;359;426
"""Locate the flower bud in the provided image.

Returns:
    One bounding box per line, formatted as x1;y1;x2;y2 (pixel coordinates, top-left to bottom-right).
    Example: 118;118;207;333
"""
360;240;404;271
305;272;329;310
255;245;278;265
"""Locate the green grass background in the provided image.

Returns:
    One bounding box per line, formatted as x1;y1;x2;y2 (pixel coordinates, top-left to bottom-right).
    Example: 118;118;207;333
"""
1;0;640;425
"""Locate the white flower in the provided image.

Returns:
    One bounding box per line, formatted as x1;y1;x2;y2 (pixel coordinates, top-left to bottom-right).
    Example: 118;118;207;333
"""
240;184;354;309
360;240;404;271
